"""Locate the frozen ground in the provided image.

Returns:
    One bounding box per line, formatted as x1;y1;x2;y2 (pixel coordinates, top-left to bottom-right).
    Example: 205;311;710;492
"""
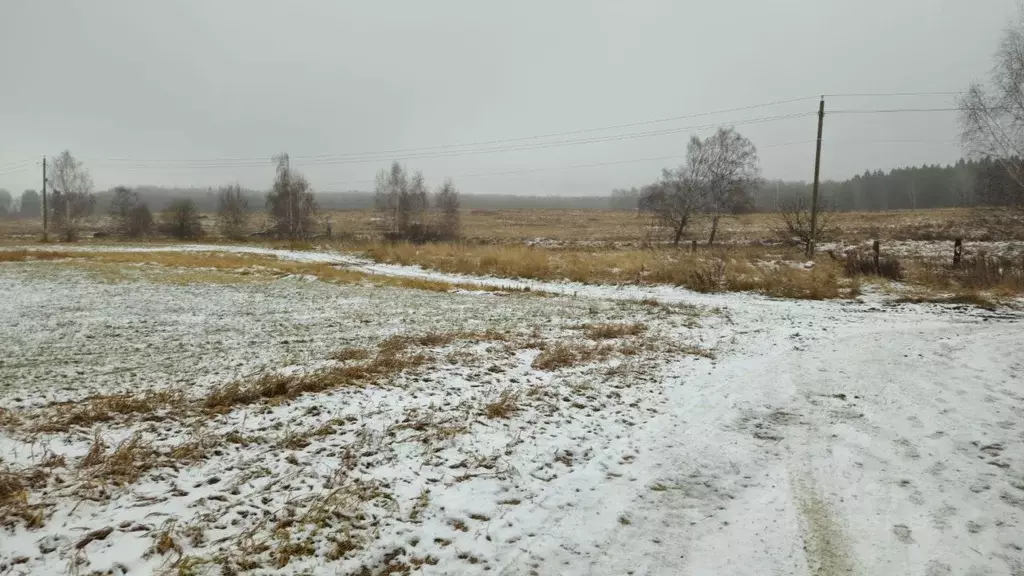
1;246;1023;575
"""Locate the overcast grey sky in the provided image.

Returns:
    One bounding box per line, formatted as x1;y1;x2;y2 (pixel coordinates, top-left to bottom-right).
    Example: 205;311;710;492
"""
0;0;1017;196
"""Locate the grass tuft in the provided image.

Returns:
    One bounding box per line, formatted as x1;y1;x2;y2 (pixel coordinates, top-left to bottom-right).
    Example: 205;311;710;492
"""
483;390;521;419
585;322;647;339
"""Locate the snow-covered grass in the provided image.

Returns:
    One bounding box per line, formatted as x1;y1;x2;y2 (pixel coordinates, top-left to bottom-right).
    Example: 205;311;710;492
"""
0;258;721;574
2;245;1024;575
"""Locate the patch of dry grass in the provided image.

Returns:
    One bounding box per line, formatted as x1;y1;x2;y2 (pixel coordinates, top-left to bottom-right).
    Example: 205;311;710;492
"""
33;389;187;432
23;249;504;294
911;255;1024;294
0;467;48;529
531;341;616;371
585;322;647;339
367;242;846;300
483;390;521;419
80;433;155;486
0;249;69;262
331;347;371;362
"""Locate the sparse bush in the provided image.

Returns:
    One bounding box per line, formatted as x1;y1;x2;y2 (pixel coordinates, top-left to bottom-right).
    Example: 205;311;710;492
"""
686;258;728;292
777;195;835;252
109;186;154;238
161;199;203;240
843;252;903;280
917;254;1024;292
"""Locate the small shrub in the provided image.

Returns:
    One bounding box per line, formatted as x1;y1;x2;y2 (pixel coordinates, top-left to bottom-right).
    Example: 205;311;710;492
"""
161;199;203;240
953;255;1024;291
843;252;903;280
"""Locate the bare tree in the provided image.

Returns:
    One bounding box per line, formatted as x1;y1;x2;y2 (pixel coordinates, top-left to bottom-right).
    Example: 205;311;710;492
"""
434;179;461;239
690;128;761;246
0;189;12;217
48;150;95;241
639;170;701;246
161;199;203;240
777;195;835;251
960;8;1024;206
266;154;317;239
375;161;413;239
217;183;249;240
109;186;153;238
408;170;430;236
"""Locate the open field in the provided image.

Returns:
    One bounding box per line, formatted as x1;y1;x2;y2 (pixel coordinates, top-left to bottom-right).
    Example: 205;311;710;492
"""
3;206;1024;245
3;207;1023;306
1;244;1023;575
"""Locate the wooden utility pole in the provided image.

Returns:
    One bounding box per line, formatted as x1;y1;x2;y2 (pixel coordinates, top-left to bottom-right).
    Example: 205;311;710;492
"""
807;97;825;257
42;156;48;242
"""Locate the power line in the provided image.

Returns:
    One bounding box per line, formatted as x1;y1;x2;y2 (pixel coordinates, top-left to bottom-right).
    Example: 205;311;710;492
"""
824;91;961;98
0;163;33;177
829;107;961;114
317;140;818;188
88;112;816;171
88;95;821;165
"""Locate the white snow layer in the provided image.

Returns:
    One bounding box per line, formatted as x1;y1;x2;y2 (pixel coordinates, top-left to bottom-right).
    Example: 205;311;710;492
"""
0;245;1022;575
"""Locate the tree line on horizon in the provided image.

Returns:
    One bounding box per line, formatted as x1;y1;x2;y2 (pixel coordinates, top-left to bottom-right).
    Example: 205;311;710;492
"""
3;151;462;242
2;155;1021;222
609;157;1020;213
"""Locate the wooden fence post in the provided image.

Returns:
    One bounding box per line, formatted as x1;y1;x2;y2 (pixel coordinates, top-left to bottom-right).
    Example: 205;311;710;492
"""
873;240;880;274
691;240;697;253
953;238;962;266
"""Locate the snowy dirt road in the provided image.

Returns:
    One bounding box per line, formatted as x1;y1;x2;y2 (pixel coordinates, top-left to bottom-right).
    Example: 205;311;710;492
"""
1;245;1022;575
530;301;1024;576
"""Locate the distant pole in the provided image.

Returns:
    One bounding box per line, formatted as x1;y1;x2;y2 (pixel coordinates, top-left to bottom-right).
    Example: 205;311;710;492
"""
807;97;825;258
41;156;48;242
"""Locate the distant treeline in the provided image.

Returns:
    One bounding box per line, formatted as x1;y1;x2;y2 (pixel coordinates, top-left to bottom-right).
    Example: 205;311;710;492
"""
79;188;615;213
611;158;1023;212
4;158;1023;218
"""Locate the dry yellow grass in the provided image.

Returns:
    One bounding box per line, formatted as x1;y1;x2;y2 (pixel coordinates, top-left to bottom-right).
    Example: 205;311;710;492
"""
585;322;647;339
10;249;479;293
482;390;521;419
0;249;70;262
4;206;1017;245
366;242;847;300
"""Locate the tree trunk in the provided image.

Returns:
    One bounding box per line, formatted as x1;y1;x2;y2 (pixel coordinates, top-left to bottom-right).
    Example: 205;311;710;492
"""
672;224;685;246
707;214;719;247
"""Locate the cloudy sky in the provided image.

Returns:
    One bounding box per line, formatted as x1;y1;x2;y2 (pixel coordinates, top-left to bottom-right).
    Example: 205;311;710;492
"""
0;0;1016;196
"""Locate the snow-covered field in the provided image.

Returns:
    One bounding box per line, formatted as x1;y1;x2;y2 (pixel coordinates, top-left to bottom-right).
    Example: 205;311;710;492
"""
1;246;1023;575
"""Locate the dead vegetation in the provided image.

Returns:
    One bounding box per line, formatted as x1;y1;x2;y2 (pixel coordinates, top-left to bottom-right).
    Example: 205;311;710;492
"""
585;322;647;339
916;254;1024;294
0;250;70;263
896;293;1000;310
13;329;507;433
843;251;904;280
0;467;49;529
367;243;849;300
532;341;617;371
483;390;521;419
